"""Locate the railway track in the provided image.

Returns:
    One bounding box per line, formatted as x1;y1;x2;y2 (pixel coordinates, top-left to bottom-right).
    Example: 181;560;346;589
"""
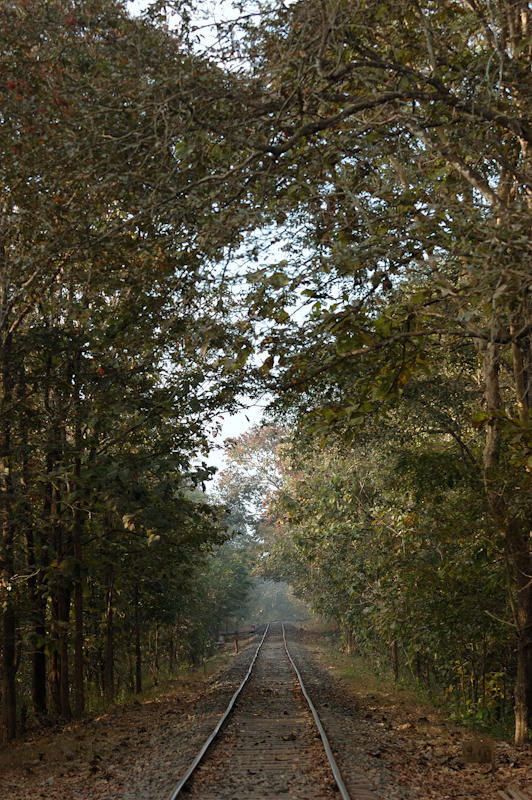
168;622;380;800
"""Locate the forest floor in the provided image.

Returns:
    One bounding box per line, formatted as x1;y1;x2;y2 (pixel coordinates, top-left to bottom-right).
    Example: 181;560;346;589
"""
0;627;531;800
297;626;532;799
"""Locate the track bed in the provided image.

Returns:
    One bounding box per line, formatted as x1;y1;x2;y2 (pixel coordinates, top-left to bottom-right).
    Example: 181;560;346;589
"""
173;622;347;799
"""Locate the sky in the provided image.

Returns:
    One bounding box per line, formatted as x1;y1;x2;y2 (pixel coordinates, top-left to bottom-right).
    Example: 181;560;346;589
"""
208;400;266;476
126;0;240;40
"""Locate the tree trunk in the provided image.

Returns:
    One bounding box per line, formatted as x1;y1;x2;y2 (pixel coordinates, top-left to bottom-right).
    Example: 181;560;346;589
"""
44;413;66;718
51;473;71;722
134;581;142;694
345;628;355;655
73;470;84;716
58;584;71;721
74;570;84;716
169;629;175;674
154;620;159;686
32;614;47;716
1;552;17;743
477;336;532;743
20;366;47;716
49;583;62;717
103;565;115;702
505;523;532;743
49;644;62;716
25;527;47;716
1;333;17;742
72;352;84;717
515;634;529;745
391;640;399;683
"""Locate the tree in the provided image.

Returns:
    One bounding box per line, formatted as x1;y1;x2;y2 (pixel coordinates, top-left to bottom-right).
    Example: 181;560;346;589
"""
176;0;532;743
264;409;511;721
217;425;287;535
4;0;532;746
0;0;255;742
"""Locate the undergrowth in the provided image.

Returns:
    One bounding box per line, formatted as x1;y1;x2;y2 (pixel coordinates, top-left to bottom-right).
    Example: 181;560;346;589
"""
318;637;517;742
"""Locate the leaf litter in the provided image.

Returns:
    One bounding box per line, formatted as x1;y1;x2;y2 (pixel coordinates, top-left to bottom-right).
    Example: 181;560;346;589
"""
0;628;531;800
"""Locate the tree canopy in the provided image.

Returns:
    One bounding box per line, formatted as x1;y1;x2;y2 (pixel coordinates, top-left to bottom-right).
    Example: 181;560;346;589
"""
3;0;532;748
0;0;254;743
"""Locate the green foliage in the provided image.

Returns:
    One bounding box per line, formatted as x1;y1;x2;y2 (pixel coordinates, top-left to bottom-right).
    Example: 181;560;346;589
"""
182;0;532;740
0;0;256;738
262;407;512;723
4;0;532;746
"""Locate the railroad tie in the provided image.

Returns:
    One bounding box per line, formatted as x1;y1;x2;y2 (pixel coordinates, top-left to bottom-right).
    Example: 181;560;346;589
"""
168;621;381;800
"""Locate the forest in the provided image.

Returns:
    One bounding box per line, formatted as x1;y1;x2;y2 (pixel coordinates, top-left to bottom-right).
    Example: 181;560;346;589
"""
2;0;532;751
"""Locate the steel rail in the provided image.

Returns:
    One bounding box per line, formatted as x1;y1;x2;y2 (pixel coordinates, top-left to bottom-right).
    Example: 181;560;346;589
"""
281;622;352;800
167;623;270;800
167;621;352;800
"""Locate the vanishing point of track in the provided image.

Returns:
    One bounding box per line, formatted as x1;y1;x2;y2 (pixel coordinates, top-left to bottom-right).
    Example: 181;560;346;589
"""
167;621;380;800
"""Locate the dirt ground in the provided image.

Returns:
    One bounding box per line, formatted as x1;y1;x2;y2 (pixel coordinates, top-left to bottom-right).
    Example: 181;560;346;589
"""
0;652;235;800
302;627;532;799
1;629;531;800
